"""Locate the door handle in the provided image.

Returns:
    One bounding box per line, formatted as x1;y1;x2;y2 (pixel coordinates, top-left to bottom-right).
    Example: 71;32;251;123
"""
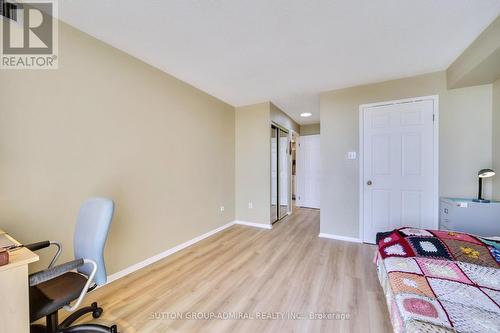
367;180;373;186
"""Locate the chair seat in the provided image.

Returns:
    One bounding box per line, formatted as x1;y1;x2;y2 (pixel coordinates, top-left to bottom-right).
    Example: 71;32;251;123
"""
30;272;88;322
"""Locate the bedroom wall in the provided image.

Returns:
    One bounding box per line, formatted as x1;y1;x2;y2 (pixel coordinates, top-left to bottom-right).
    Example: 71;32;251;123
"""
320;71;493;239
441;84;493;198
235;103;271;225
447;16;500;89
270;103;300;133
493;78;500;200
0;22;235;274
300;124;320;136
235;102;299;225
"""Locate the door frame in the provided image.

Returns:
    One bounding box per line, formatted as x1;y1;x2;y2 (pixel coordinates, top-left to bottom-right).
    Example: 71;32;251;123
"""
270;124;279;223
358;95;439;242
290;130;299;215
270;122;292;223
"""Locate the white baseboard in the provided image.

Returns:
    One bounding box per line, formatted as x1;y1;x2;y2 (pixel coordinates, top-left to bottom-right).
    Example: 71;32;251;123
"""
233;220;273;229
106;219;272;285
318;233;362;243
106;221;235;284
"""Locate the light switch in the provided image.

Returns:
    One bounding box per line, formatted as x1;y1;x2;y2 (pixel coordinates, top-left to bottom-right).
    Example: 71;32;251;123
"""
347;152;357;160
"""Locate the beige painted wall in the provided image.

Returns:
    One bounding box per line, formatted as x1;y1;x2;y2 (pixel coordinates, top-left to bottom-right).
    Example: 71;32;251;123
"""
0;22;235;274
494;79;500;200
441;84;493;198
300;124;320;136
447;16;500;89
235;103;271;224
235;102;299;225
270;103;300;133
320;71;493;238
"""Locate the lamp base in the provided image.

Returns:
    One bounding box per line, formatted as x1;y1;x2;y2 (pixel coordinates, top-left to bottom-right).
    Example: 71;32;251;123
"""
472;199;491;203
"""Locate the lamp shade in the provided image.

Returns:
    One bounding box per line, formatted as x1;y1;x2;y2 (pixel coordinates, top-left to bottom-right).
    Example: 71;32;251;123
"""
478;169;495;178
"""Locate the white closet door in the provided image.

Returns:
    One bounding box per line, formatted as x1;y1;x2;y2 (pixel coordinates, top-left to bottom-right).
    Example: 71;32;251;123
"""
279;136;289;206
362;99;436;243
297;135;320;209
271;137;278;206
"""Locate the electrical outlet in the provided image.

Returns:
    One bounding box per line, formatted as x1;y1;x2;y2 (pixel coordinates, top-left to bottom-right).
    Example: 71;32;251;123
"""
220;206;225;212
248;202;253;209
347;152;357;160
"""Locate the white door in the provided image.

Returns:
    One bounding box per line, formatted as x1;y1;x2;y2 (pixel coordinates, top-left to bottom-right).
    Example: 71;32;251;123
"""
297;135;320;209
362;98;437;243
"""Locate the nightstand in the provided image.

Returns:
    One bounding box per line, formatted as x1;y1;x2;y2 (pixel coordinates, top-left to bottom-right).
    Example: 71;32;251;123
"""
439;197;500;237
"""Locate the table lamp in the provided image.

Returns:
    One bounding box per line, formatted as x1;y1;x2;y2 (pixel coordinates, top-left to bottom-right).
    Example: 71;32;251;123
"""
473;168;495;203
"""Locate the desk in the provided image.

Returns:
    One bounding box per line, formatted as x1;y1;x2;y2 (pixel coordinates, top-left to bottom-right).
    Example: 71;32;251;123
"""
0;229;39;333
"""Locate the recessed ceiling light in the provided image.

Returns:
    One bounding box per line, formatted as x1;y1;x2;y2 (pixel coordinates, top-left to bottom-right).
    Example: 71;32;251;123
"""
300;112;312;117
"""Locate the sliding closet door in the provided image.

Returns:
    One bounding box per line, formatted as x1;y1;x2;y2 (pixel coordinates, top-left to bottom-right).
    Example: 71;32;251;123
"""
278;128;290;219
271;125;290;223
270;126;278;223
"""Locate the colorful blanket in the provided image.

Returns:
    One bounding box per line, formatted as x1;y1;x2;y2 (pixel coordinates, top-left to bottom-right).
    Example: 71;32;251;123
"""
375;227;500;333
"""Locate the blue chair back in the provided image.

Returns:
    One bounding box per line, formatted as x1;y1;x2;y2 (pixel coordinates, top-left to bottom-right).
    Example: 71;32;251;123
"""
73;197;114;285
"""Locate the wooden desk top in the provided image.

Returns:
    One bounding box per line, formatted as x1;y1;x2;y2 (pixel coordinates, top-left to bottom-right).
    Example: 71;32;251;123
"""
0;230;39;272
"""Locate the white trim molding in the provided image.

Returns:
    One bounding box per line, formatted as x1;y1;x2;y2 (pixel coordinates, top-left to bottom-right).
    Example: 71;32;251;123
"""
106;219;272;285
318;233;362;243
107;221;235;284
233;220;273;229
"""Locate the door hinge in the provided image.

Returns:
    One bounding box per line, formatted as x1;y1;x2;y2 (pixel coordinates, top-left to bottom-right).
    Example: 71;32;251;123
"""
432;114;435;122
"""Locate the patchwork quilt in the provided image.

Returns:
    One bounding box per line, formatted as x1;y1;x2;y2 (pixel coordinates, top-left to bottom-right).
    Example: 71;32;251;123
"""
375;227;500;333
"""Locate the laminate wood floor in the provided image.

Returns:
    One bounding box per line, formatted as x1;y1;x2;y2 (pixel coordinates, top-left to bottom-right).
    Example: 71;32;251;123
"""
72;208;392;332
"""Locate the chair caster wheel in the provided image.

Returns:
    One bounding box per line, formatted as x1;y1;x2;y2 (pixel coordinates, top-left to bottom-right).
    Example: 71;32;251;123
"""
92;307;103;318
110;325;118;333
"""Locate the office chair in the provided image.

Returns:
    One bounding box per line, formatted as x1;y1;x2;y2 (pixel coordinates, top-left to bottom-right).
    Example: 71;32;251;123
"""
26;198;118;333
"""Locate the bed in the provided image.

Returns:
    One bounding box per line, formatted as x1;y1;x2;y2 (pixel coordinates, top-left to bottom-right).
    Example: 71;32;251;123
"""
375;227;500;333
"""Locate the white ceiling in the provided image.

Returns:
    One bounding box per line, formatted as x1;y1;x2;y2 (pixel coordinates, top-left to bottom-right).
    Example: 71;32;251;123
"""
57;1;500;125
